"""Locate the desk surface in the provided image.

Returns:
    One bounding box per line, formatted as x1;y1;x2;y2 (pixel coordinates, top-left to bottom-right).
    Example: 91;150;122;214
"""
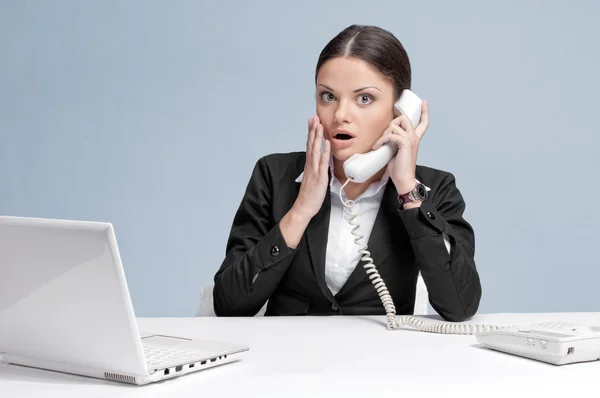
2;313;600;397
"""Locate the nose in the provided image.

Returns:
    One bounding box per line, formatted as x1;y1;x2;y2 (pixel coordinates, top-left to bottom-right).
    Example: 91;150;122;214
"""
333;99;351;124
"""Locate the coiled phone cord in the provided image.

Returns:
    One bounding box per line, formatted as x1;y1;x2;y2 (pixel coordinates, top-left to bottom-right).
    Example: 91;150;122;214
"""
339;178;514;335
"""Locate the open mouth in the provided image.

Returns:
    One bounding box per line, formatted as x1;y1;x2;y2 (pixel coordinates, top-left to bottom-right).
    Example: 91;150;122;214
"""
334;133;354;140
331;132;355;148
333;131;356;141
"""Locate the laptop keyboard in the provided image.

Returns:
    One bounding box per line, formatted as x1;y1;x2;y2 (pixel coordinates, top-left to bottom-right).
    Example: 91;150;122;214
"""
144;346;205;368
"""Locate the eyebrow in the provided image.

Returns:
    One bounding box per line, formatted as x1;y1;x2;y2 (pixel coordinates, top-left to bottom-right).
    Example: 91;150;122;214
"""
317;84;381;93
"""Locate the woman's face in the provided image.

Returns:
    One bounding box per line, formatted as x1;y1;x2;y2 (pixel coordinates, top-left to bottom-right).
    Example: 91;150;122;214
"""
315;56;396;162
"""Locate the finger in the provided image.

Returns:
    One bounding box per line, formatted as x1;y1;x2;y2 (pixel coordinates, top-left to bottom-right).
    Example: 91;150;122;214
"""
320;138;330;174
380;132;409;150
391;114;415;134
372;129;393;150
372;120;407;150
373;127;412;150
313;122;324;169
308;116;319;163
306;117;311;149
307;116;316;151
389;123;410;137
372;134;392;151
414;100;429;139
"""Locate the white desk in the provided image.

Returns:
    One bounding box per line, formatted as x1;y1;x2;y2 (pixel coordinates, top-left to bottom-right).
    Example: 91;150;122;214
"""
1;313;600;397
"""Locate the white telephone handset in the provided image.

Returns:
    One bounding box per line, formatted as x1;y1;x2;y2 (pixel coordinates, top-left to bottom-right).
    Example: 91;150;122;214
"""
343;89;423;183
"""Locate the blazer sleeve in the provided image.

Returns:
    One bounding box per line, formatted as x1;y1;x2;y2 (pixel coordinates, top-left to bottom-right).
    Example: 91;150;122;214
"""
394;172;482;322
213;156;298;316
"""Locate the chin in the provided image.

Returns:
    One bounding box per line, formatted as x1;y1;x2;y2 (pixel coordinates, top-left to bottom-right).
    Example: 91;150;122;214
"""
331;150;352;163
332;147;368;162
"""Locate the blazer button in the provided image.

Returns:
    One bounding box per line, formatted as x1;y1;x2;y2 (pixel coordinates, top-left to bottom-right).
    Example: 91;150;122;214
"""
426;211;436;220
270;245;280;256
331;303;339;311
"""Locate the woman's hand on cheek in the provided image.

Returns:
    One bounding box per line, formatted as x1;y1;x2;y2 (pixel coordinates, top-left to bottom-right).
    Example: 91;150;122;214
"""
371;100;429;194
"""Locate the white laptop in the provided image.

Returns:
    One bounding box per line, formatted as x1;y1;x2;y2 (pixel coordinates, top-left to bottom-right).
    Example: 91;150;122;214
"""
0;215;249;385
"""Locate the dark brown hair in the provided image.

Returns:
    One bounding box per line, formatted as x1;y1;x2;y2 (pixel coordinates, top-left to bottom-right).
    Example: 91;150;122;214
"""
315;25;411;100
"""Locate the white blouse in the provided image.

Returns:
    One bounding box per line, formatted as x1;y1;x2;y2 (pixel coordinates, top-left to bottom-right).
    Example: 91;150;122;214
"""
295;155;450;296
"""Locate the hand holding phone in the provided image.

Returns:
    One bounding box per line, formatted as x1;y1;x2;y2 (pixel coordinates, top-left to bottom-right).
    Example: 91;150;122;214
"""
343;90;427;184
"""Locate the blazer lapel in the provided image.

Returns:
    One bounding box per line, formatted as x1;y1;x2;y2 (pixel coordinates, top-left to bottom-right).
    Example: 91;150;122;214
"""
335;179;399;297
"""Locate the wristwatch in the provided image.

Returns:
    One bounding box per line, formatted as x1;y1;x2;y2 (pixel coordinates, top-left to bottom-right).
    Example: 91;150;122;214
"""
397;182;428;206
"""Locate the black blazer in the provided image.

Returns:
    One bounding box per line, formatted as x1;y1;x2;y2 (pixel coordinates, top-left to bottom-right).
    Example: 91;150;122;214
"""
213;151;481;321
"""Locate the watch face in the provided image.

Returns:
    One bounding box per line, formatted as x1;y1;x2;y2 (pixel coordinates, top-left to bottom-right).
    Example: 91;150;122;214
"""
416;184;427;199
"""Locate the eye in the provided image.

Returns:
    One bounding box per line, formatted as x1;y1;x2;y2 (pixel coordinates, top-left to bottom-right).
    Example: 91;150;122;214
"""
357;94;373;104
320;92;336;102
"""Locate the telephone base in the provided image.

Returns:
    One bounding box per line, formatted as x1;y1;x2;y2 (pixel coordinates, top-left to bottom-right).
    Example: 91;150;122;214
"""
476;324;600;365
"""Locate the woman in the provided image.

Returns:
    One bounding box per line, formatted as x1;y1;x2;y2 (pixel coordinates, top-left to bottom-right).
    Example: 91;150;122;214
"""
212;25;481;322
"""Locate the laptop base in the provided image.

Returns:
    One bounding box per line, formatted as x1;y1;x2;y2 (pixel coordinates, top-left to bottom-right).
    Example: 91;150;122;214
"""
1;351;245;385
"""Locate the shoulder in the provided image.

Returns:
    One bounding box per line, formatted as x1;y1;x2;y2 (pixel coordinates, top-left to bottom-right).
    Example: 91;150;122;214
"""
415;164;464;202
258;151;306;169
251;151;307;184
415;164;454;184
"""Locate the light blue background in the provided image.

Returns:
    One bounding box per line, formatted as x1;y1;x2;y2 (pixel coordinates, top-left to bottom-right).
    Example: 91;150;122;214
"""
1;0;599;317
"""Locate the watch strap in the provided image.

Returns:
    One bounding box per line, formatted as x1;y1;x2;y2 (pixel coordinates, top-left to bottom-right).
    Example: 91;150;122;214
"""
397;182;428;205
